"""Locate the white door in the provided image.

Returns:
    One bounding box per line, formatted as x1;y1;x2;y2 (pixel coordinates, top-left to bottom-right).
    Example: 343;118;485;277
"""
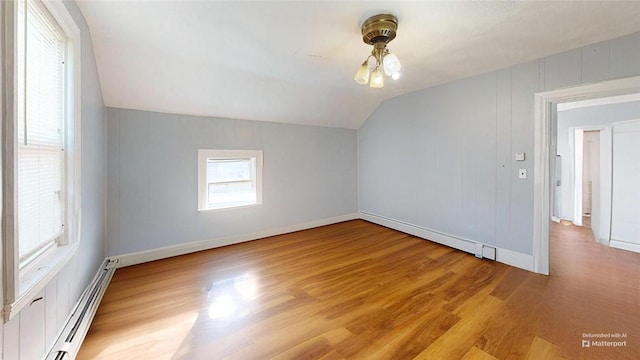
610;119;640;253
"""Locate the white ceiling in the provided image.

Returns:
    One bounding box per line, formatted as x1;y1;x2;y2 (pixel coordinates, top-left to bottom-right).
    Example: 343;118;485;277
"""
77;1;640;129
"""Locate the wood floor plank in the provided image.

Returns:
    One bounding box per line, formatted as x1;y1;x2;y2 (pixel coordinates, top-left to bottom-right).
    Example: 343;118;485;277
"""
525;336;567;360
461;346;500;360
271;328;352;360
366;305;460;359
79;220;640;359
413;293;505;359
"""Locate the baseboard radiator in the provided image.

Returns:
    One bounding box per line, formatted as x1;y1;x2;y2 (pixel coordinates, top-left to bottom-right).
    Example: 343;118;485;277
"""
46;258;119;360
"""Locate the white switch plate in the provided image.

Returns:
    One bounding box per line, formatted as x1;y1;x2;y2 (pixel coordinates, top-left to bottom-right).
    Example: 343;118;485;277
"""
515;152;525;161
519;168;527;179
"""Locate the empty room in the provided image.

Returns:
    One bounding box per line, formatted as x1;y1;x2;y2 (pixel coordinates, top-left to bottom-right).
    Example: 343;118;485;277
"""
2;1;640;359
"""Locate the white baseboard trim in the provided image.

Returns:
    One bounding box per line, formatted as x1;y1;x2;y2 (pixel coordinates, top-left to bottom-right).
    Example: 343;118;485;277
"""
359;211;535;273
359;212;477;254
111;213;360;268
111;210;536;272
610;239;640;254
495;247;534;272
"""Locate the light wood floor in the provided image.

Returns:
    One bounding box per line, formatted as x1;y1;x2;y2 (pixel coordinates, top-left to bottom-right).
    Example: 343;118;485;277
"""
78;220;640;359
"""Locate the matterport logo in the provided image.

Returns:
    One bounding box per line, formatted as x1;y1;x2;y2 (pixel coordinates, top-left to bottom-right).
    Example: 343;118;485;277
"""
582;332;628;348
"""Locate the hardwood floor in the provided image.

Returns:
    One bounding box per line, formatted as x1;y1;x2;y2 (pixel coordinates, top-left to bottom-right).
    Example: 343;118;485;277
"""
78;220;640;359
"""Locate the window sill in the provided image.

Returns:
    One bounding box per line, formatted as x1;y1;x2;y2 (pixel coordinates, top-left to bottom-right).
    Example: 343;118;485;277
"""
3;242;79;322
198;201;261;212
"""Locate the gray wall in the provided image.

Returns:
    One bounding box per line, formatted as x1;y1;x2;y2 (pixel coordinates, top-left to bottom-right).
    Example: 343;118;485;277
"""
106;108;358;256
359;32;640;256
556;101;640;241
1;1;106;359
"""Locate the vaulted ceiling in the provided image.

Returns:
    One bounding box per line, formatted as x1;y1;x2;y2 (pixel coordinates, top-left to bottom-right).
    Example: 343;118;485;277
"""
77;1;640;129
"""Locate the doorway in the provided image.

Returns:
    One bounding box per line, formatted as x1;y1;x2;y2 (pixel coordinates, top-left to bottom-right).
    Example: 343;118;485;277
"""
580;130;600;228
569;128;603;231
533;75;640;275
556;122;613;245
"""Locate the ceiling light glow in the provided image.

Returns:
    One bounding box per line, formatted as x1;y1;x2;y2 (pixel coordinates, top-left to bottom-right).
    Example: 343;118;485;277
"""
354;14;401;89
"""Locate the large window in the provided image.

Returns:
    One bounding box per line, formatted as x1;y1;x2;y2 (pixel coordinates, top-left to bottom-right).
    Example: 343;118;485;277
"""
198;150;263;211
18;0;66;270
2;0;81;320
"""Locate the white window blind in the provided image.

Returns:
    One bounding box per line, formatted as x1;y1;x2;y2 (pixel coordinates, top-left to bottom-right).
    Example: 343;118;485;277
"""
206;159;256;207
17;0;66;265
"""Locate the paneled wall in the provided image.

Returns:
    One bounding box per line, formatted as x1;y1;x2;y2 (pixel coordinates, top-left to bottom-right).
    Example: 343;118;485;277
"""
1;1;106;359
106;108;358;256
359;32;640;257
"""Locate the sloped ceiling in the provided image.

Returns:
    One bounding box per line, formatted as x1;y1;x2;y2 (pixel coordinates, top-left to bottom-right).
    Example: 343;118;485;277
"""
77;1;640;129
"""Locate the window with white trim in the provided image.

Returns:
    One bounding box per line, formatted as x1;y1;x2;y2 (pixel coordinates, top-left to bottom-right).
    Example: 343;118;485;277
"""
18;0;67;270
198;150;263;211
2;0;81;320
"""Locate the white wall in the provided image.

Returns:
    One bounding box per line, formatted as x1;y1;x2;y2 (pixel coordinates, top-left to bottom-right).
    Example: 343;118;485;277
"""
106;108;358;256
1;1;106;359
359;32;640;257
556;101;640;241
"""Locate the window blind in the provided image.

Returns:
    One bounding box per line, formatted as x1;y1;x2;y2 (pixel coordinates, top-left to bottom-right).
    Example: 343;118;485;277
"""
207;159;252;183
17;0;66;264
206;159;256;206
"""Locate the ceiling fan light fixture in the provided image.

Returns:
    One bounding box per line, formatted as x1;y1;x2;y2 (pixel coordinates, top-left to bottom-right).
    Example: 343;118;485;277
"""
369;67;384;88
354;13;401;89
383;52;401;76
354;60;371;85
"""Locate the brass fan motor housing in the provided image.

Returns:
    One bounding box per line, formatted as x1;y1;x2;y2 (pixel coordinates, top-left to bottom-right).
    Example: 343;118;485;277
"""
361;14;398;45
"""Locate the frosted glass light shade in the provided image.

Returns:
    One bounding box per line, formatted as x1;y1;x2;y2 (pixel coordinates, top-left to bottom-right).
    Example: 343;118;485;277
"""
391;71;400;80
354;61;370;85
383;52;401;76
370;67;384;88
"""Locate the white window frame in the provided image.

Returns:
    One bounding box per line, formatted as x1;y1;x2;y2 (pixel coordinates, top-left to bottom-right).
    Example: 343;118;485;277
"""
198;150;263;211
1;0;81;321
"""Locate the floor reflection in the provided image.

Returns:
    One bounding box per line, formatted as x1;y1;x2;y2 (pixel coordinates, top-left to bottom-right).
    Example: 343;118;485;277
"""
95;310;199;360
205;273;259;320
170;273;260;358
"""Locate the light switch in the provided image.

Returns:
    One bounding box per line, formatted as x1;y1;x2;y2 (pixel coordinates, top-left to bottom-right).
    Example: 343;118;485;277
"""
518;168;527;179
515;152;525;161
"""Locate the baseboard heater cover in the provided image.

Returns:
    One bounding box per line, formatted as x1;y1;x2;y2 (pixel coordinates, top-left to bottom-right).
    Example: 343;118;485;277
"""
360;211;497;260
46;258;118;360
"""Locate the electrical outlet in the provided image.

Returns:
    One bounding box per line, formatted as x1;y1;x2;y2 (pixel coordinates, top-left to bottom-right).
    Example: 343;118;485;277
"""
519;169;527;179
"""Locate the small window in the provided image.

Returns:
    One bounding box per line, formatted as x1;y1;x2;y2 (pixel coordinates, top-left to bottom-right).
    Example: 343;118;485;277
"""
198;150;263;210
